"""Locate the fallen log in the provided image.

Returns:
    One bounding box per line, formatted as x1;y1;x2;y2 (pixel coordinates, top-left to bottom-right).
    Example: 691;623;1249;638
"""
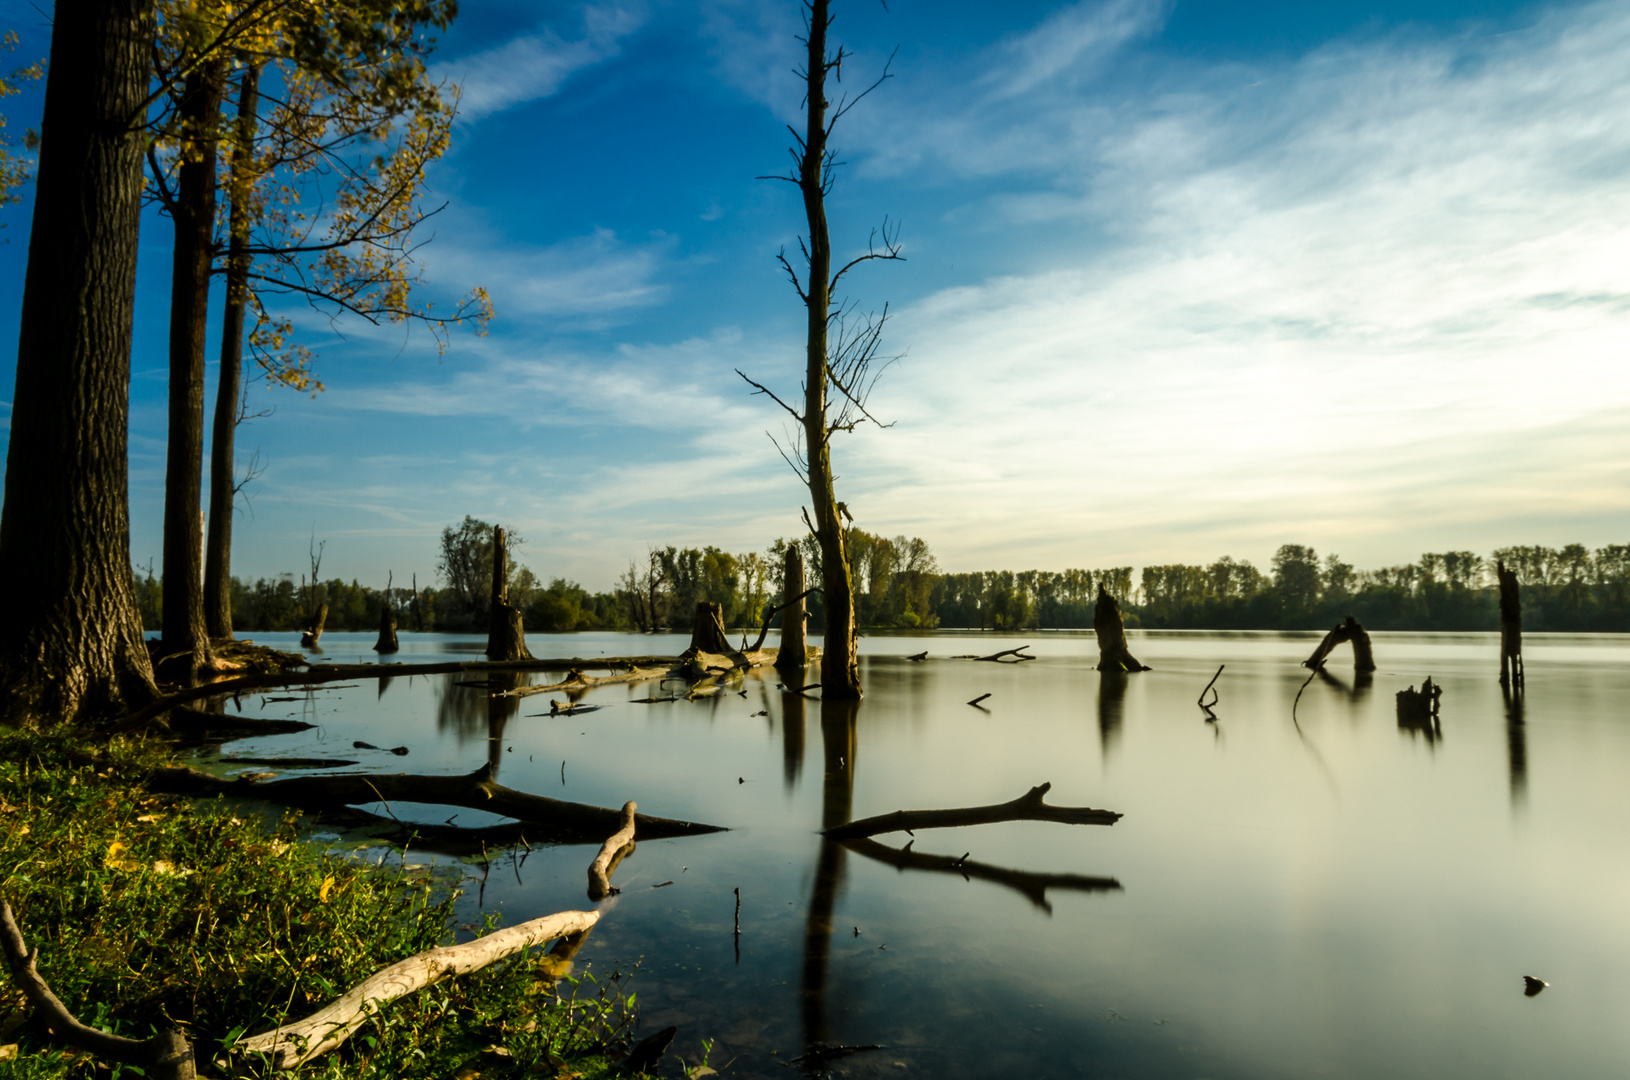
905;651;928;662
840;837;1121;914
1;901;197;1079
1093;585;1148;672
502;665;672;700
148;762;725;842
1302;615;1376;673
163;706;315;741
234;908;600;1070
821;782;1121;840
587;801;637;900
970;646;1035;663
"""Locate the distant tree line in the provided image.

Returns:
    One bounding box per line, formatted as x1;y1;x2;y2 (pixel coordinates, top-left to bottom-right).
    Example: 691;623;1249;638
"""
132;528;1630;635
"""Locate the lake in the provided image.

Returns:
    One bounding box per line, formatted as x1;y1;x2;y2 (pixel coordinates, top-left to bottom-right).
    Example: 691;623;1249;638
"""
201;629;1630;1079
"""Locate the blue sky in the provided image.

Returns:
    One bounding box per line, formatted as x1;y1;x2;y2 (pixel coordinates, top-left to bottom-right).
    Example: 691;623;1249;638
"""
3;0;1630;590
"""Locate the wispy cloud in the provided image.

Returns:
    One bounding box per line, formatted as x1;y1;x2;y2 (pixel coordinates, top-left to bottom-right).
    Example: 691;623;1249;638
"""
983;0;1167;98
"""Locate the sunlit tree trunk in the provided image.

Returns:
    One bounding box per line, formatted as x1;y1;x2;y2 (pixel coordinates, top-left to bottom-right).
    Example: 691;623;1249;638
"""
0;0;158;722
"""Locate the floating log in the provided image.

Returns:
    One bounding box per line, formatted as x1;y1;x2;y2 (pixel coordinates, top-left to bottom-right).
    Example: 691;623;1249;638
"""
1;901;197;1079
1497;560;1524;691
821;782;1121;840
235;908;599;1070
1302;615;1376;672
485;526;532;662
148;762;724;842
775;545;810;674
840;836;1121;914
587;801;637;900
299;602;327;650
1093;585;1148;672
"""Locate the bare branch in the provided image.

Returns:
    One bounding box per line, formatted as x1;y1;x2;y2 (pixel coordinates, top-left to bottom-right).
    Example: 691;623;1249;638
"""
736;369;805;424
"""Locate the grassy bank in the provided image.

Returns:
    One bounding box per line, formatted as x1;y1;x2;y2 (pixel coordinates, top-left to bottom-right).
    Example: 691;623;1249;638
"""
0;729;633;1078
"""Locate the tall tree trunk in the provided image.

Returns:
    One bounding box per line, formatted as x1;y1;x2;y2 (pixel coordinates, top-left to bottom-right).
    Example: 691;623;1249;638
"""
0;0;159;723
1497;560;1524;690
799;0;860;699
485;526;531;661
160;61;225;679
775;544;808;674
203;63;261;642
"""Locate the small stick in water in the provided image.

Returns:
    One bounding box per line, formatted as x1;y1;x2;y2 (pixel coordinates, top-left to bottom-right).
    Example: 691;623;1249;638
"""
968;693;992;707
1199;664;1224;721
734;887;741;936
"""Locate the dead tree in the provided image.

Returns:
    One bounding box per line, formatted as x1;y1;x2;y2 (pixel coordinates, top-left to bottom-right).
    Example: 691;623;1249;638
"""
1497;560;1524;691
485;525;531;661
1093;585;1148;672
374;571;399;654
1302;615;1376;672
775;545;809;672
822;782;1121;840
736;0;903;700
686;602;732;655
587;801;637;900
299;602;327;650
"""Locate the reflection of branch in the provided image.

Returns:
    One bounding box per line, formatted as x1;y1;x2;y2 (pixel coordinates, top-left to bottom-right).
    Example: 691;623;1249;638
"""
841;837;1120;915
822;782;1121;840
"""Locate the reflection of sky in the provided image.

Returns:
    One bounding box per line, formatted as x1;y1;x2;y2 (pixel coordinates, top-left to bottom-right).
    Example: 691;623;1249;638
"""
4;2;1630;587
216;630;1630;1078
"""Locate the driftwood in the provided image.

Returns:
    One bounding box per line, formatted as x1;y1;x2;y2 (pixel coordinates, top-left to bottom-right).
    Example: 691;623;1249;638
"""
965;646;1035;663
822;783;1122;840
1198;664;1223;721
905;650;927;662
587;801;637;900
217;756;360;769
503;666;670;700
775;546;809;674
841;837;1121;914
1093;585;1148;672
0;900;198;1079
687;602;733;655
486;526;533;662
235;908;600;1070
148;762;724;843
299;602;328;650
1302;615;1376;672
1497;560;1524;691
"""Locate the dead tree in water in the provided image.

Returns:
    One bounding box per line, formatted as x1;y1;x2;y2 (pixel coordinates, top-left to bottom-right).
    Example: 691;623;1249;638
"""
775;545;809;672
374;572;399;654
485;526;531;661
300;602;327;650
687;602;732;655
1497;560;1524;691
1302;615;1376;672
1397;677;1443;741
1093;585;1148;672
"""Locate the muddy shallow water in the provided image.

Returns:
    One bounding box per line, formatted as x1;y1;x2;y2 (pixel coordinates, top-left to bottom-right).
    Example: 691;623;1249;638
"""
204;629;1630;1079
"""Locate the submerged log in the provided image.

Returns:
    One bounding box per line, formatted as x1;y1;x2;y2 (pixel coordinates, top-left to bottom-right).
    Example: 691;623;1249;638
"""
822;782;1121;840
485;526;532;662
840;836;1121;914
686;601;733;655
775;545;809;674
299;602;327;650
1302;615;1376;672
1093;585;1148;672
1497;560;1524;691
235;908;599;1070
162;705;315;742
148;762;724;842
587;801;637;900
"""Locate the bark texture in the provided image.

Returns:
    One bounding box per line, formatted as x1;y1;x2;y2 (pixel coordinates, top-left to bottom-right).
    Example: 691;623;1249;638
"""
773;546;809;669
485;526;532;661
1093;585;1148;672
687;602;732;655
160;60;226;680
1497;560;1524;690
0;0;159;722
586;800;637;900
203;63;261;642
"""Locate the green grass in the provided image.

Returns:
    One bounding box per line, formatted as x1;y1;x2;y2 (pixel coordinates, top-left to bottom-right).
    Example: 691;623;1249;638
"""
0;729;637;1078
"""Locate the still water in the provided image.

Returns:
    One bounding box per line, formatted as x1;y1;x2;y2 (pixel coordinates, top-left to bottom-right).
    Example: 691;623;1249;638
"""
205;630;1630;1079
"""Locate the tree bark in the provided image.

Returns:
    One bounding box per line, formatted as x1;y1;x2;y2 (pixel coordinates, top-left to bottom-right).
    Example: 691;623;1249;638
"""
0;0;159;723
1093;585;1147;672
1301;615;1377;672
821;782;1122;840
485;526;532;661
587;801;636;900
203;63;261;643
800;0;861;699
775;545;809;673
1497;560;1524;690
687;601;732;655
299;602;327;649
160;60;226;681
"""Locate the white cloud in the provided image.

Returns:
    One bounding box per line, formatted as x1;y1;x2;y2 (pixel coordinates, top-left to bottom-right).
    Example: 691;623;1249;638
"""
983;0;1167;98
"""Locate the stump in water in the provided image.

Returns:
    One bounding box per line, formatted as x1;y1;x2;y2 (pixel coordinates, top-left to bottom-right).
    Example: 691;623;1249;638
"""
1397;677;1442;740
775;545;808;674
485;526;532;662
1497;560;1524;691
1093;584;1147;672
374;604;399;654
300;602;327;650
1302;615;1377;672
687;602;732;655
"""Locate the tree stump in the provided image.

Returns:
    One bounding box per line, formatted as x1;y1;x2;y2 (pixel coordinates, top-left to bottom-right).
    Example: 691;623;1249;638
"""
1397;676;1442;740
485;526;532;662
1093;584;1147;672
1302;615;1377;672
687;602;732;655
374;604;399;654
775;545;808;674
1497;560;1524;691
299;602;327;650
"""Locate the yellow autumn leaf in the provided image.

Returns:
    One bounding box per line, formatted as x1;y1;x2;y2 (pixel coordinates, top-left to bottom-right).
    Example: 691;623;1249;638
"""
104;840;139;871
319;875;335;903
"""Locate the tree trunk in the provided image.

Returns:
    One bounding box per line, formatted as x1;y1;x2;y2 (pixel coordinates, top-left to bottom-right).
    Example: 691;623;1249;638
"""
160;60;225;681
1093;584;1147;672
203;63;261;643
686;601;731;655
800;0;860;699
1302;614;1377;672
374;604;399;654
1497;560;1524;690
0;0;159;724
300;602;327;649
485;525;531;661
776;544;808;674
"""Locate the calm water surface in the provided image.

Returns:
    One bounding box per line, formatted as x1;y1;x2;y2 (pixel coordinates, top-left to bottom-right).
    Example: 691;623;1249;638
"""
205;630;1630;1079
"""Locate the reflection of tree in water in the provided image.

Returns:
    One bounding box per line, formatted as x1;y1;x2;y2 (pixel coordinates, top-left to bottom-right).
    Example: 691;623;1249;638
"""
782;688;807;791
1315;667;1374;704
1505;686;1527;808
1097;672;1127;758
434;671;525;778
800;698;857;1051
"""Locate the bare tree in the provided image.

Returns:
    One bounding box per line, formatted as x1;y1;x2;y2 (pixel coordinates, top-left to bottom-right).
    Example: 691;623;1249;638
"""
738;0;901;699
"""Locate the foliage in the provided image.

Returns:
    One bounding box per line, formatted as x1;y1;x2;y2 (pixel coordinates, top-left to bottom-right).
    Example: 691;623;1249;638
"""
0;729;634;1078
0;30;44;217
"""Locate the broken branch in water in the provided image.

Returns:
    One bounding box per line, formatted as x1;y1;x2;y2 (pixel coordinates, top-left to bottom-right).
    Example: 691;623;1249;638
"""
905;650;928;662
587;801;637;901
821;782;1122;840
1302;615;1377;673
749;587;820;652
967;693;992;708
968;646;1035;663
840;836;1122;914
1198;664;1223;722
